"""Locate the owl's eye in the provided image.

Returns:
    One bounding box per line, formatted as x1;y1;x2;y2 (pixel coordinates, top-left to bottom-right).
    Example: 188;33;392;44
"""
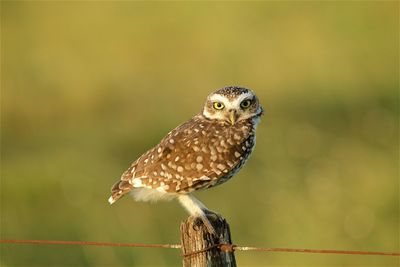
213;102;225;110
240;99;252;109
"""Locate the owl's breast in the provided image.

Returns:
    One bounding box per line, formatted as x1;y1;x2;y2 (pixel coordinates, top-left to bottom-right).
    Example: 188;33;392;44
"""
206;119;257;187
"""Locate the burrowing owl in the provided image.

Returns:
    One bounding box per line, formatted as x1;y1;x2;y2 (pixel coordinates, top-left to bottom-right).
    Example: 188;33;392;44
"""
108;86;263;233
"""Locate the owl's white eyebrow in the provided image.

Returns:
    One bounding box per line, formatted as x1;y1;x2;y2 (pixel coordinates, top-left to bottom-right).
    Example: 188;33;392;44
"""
209;94;228;103
236;92;255;102
209;92;255;110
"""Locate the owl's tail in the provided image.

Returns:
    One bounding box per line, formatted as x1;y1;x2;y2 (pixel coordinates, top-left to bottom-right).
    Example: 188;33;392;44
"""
108;180;133;204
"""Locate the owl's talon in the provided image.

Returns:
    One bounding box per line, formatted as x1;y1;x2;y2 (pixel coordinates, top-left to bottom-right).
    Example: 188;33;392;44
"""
205;210;220;221
192;215;217;235
192;217;203;231
200;216;217;236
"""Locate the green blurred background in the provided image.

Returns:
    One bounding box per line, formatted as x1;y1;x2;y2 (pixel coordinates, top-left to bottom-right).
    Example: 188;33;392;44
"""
1;1;398;266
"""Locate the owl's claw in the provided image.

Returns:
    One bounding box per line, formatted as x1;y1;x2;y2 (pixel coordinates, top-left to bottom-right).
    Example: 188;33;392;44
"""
193;215;217;236
193;209;221;236
204;209;220;220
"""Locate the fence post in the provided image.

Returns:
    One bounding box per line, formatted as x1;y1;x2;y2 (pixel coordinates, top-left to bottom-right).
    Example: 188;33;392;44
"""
180;214;237;267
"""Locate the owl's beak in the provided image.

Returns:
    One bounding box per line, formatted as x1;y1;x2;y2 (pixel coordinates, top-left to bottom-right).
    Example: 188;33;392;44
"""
229;110;237;125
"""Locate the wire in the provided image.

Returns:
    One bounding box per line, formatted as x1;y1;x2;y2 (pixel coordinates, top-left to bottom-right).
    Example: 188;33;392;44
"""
0;239;180;249
1;239;399;257
233;246;400;256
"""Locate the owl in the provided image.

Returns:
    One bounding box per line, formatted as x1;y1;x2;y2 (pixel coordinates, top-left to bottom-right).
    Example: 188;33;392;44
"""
108;86;263;234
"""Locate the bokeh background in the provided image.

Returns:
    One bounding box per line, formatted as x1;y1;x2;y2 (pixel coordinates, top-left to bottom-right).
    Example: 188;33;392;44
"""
1;1;398;266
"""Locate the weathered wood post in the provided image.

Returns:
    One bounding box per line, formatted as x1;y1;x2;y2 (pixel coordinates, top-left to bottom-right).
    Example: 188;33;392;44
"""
180;214;237;267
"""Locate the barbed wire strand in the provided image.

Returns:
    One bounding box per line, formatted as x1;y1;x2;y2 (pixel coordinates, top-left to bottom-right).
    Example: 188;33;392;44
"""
1;239;399;257
232;246;400;256
183;244;400;258
0;239;180;249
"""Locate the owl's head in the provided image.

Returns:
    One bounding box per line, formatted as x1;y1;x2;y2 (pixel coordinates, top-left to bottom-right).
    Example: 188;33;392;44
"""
202;86;264;125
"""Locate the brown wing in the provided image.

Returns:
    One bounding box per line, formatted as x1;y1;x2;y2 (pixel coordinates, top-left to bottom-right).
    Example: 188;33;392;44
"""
109;115;254;203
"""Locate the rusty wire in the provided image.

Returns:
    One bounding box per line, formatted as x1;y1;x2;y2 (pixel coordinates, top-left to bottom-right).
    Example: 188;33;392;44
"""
0;239;180;249
1;239;399;258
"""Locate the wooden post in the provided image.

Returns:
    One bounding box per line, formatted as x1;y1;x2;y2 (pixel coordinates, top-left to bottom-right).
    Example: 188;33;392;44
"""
180;214;237;267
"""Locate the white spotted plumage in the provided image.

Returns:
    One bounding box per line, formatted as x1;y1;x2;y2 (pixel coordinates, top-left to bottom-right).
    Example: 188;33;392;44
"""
108;86;263;234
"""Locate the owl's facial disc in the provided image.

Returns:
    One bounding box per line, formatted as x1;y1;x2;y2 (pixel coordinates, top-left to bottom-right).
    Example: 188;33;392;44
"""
202;88;263;124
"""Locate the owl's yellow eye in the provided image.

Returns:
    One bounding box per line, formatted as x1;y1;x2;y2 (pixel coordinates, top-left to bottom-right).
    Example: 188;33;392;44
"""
240;99;252;109
213;102;225;110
